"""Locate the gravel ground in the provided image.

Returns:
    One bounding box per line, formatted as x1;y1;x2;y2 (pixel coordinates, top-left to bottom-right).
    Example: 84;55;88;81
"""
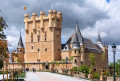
25;72;90;81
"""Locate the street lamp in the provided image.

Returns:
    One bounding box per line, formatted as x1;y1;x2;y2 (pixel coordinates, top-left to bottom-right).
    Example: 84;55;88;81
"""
66;57;68;75
37;59;40;72
112;44;116;81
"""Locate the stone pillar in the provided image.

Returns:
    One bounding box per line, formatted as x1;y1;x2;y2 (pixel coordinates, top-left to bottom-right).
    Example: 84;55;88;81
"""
81;45;85;64
53;10;57;27
32;13;37;31
24;14;29;32
57;12;62;28
40;11;45;29
48;10;53;28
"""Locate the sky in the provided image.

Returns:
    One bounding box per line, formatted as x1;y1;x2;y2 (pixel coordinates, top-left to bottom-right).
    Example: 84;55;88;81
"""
0;0;120;63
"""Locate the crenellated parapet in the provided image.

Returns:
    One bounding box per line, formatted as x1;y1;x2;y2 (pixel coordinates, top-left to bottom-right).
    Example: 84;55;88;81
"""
24;10;62;33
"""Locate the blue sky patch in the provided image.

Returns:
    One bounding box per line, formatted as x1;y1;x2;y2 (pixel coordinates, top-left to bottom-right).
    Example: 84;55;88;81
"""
106;0;110;3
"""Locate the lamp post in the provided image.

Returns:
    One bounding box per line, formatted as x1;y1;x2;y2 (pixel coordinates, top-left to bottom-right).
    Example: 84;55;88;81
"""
112;44;116;81
66;57;68;75
37;59;40;72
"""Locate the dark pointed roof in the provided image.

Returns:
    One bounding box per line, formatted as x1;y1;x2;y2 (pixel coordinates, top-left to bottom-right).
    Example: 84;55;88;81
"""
97;34;102;43
17;34;24;48
63;44;71;51
71;23;84;45
72;33;80;49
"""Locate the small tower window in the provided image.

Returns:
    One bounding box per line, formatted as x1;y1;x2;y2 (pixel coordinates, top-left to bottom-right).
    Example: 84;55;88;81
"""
38;49;40;52
45;48;47;51
31;46;33;49
79;50;80;54
65;47;67;49
38;38;40;42
75;50;76;54
75;59;77;63
45;38;46;41
58;49;60;51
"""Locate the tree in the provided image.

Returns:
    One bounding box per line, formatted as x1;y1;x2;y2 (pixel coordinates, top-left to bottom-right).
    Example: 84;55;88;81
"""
72;66;78;73
89;53;95;79
0;40;8;81
69;56;74;61
0;9;8;69
0;10;8;40
89;53;95;69
109;60;120;76
61;59;65;68
78;65;90;74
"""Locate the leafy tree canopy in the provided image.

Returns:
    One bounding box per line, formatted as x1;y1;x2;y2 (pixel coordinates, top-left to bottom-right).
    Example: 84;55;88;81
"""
0;10;8;40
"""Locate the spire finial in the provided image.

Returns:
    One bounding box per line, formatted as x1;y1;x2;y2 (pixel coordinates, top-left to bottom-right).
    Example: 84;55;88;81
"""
76;20;78;24
20;26;21;35
97;32;101;42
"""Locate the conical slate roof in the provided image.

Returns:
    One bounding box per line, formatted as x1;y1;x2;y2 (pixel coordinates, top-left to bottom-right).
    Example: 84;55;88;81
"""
72;33;80;49
17;35;24;48
71;23;84;45
97;34;102;43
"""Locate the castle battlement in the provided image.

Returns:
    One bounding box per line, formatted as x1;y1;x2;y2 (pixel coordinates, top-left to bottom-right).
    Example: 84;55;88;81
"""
24;10;62;32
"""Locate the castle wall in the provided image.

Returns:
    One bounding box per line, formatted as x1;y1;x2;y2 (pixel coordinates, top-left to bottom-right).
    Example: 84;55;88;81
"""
84;51;108;73
61;51;71;59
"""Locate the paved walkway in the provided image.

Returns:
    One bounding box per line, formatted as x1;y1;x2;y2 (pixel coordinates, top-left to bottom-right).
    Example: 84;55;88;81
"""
0;74;10;80
25;72;90;81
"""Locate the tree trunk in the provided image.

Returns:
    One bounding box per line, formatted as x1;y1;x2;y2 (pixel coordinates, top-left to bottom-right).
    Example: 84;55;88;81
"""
3;59;4;81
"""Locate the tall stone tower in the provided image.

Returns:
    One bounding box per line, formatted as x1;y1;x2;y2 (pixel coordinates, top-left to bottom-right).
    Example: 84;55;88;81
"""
24;10;62;62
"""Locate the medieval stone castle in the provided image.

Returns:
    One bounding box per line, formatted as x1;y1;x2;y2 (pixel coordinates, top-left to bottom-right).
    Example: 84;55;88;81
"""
10;10;108;72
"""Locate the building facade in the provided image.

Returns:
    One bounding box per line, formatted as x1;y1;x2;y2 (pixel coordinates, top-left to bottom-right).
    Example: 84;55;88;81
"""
9;10;108;73
61;23;108;72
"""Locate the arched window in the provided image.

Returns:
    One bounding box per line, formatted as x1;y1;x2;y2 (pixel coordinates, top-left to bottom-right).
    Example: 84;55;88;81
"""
75;59;77;63
38;38;40;42
45;48;47;51
45;38;46;41
20;50;22;52
79;50;80;54
31;46;33;49
65;47;67;49
74;50;76;54
38;49;40;52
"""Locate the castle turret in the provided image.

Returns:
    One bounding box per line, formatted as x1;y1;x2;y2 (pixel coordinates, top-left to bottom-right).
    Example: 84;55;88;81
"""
71;32;81;67
70;22;85;65
97;33;103;48
24;14;29;33
102;41;108;67
48;10;53;28
32;13;37;32
40;11;45;29
53;10;57;27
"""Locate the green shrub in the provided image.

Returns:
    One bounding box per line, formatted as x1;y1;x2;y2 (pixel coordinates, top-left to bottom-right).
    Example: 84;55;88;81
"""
93;73;100;79
78;65;90;74
72;67;78;72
